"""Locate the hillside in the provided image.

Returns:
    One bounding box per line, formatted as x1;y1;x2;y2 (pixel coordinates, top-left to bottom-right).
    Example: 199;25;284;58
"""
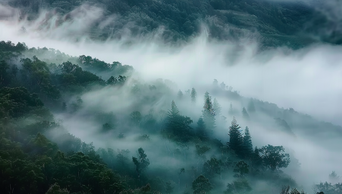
0;41;341;194
3;0;342;48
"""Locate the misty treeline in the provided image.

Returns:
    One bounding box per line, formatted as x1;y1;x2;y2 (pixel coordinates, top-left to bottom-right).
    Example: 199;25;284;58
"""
0;40;340;194
4;0;342;48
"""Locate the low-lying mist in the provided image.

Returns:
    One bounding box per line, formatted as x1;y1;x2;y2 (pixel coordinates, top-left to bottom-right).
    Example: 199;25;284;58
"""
1;2;341;193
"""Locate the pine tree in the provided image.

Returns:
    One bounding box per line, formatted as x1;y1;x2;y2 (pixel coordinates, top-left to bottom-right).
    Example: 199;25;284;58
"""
228;118;243;157
202;92;216;131
196;118;207;140
242;127;253;159
192;175;212;194
251;147;263;170
166;101;193;142
170;100;179;117
191;88;197;102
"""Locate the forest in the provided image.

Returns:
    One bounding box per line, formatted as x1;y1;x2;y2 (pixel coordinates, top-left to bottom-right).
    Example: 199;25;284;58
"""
0;40;341;194
4;0;342;48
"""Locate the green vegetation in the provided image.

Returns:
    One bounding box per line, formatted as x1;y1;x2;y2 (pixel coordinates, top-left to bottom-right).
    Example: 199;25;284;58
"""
6;0;342;48
0;40;339;194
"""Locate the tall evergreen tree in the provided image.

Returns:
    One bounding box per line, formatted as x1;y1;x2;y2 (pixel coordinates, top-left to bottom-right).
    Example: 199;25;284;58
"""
166;101;193;142
251;147;263;170
196;118;207;140
170;100;179;116
228;118;243;157
192;175;212;194
191;88;197;102
202;92;216;131
242;127;253;159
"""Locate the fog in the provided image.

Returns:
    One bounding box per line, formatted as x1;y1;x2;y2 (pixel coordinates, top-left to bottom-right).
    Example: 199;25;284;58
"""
1;2;342;193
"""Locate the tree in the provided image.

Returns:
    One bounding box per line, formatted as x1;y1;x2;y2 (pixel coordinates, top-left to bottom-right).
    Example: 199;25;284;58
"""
130;111;142;126
192;175;212;194
259;145;290;171
251;147;263;171
202;92;215;131
170;100;179;116
203;157;223;178
196;118;207;140
233;161;249;177
45;183;70;194
165;101;193;142
191;88;197;102
241;127;253;159
329;171;340;183
132;148;150;177
228;118;243;157
280;186;305;194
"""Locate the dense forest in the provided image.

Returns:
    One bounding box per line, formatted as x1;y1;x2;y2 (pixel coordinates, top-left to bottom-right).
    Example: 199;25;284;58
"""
1;0;342;193
0;40;341;194
3;0;342;48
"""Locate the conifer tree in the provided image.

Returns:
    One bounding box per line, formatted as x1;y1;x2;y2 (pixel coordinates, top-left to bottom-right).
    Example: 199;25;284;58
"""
242;126;253;159
228;118;243;157
166;101;193;142
196;118;207;140
202;92;216;131
192;175;212;194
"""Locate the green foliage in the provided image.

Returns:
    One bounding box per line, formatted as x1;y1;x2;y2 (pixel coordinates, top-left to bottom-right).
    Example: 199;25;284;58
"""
202;92;215;131
196;118;208;141
203;157;223;178
58;61;105;87
233;161;249;177
132;148;150;177
165;101;193;142
315;182;342;194
241;127;253;159
0;87;45;118
8;0;340;47
259;145;290;171
228;118;243;158
45;183;70;194
192;175;212;194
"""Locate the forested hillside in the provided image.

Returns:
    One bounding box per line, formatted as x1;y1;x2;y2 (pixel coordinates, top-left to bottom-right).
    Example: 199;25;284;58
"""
4;0;342;48
1;40;341;194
